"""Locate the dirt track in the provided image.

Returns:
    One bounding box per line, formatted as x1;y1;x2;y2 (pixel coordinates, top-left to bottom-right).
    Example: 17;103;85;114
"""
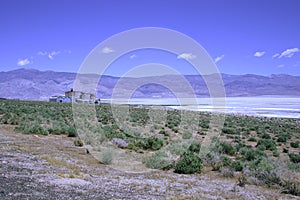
0;125;299;200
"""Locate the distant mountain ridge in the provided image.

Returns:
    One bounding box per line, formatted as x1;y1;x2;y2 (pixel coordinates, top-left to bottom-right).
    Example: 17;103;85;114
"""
1;68;300;100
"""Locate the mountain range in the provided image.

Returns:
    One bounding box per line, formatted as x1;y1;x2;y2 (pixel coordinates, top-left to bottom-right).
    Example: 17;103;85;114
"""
1;68;300;100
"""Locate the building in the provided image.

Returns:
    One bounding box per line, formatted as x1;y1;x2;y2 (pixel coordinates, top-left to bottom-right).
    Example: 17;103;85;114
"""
65;89;95;103
49;89;96;104
56;96;71;103
49;96;58;102
49;95;71;103
65;88;81;101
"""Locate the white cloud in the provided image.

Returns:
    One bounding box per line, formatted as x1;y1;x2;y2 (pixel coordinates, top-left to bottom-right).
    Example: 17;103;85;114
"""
214;55;225;63
177;53;196;60
272;53;280;59
254;51;266;57
278;48;299;58
130;54;137;59
48;51;61;60
37;50;61;60
17;58;31;66
101;47;114;54
38;51;47;56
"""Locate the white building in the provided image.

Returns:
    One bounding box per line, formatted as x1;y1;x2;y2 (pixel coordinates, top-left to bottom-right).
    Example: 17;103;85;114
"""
49;95;71;103
49;89;97;104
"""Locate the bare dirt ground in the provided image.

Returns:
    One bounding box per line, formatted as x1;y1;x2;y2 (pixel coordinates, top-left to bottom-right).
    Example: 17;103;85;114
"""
0;124;299;200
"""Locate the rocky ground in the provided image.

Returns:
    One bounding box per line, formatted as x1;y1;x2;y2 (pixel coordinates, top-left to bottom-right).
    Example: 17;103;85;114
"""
0;125;299;200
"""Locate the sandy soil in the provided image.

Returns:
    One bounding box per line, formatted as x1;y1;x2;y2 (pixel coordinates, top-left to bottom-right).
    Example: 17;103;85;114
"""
0;125;299;200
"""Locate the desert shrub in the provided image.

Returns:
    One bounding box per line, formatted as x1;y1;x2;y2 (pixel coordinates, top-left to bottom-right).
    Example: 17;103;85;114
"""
283;148;289;153
144;136;163;150
220;155;233;166
211;161;223;171
172;127;179;133
182;130;192;139
159;129;168;136
0;113;11;124
249;158;283;187
231;160;243;171
273;150;279;157
209;137;222;153
188;142;201;153
289;153;300;163
145;151;171;169
174;151;203;174
248;158;300;195
245;129;251;135
256;139;277;151
222;128;237;135
130;136;163;151
287;162;300;172
255;170;281;187
167;123;175;129
282;181;300;196
1;114;20;125
257;144;266;151
240;147;266;161
233;136;241;143
127;142;138;151
101;148;113;165
220;142;236;156
277;135;288;143
67;126;77;137
261;133;271;139
290;142;299;148
220;167;234;178
166;141;191;156
206;153;222;171
17;122;48;135
248;137;257;142
47;121;69;135
254;157;274;172
199;120;209;129
102;125;125;139
102;125;113;133
153;125;160;130
129;107;150;125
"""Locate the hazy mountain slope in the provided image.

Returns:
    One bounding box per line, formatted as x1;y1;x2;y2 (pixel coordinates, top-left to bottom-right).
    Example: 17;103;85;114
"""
0;68;300;100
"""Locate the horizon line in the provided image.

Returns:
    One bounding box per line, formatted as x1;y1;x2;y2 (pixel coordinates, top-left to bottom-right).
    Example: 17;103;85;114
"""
1;67;298;78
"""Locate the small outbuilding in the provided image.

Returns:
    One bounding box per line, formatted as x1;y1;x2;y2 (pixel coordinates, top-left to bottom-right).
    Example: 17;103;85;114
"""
56;96;71;103
49;96;71;103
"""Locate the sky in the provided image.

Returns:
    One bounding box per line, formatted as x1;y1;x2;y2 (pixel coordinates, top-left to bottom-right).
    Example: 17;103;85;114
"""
1;0;300;76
